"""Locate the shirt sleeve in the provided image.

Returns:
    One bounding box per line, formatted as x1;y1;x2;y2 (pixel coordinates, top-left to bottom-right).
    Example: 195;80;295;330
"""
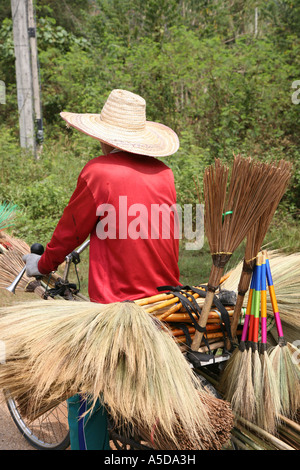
38;174;98;274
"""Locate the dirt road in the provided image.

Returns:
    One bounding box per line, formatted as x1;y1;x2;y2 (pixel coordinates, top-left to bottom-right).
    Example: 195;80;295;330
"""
0;290;41;450
0;397;33;450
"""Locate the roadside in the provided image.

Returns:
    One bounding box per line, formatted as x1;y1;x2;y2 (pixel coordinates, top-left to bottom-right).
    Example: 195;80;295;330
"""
0;289;40;450
0;394;33;450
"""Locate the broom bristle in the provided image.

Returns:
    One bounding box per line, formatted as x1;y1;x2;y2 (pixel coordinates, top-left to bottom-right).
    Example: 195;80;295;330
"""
0;249;31;290
269;344;300;418
219;347;244;401
0;299;233;450
230;346;256;422
148;393;234;450
0;231;30;253
258;350;281;434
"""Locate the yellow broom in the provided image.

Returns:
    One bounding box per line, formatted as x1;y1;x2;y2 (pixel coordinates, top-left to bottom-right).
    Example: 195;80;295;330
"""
0;299;234;450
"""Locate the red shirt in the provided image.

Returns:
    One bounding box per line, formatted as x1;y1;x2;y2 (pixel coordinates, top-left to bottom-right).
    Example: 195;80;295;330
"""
38;151;180;303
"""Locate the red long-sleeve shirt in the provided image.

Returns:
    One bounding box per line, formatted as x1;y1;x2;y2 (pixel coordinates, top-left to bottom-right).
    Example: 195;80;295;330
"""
38;151;180;303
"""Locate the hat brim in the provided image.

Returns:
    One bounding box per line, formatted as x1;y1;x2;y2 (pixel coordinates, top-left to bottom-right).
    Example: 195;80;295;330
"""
60;112;179;157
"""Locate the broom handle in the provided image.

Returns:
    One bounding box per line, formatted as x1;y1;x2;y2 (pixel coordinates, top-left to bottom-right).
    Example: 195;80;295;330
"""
227;269;252;350
247;265;258;343
240;279;254;343
260;252;268;349
190;290;215;351
230;291;247;339
252;256;261;346
265;254;285;342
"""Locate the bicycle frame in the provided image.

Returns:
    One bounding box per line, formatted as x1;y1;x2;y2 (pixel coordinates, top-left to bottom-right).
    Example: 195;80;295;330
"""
61;239;90;284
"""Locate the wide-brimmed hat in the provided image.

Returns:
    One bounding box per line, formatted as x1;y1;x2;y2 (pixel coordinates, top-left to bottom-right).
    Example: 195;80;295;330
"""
60;89;179;157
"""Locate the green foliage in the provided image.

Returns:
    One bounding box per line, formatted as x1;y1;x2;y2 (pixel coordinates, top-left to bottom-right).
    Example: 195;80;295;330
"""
0;0;299;260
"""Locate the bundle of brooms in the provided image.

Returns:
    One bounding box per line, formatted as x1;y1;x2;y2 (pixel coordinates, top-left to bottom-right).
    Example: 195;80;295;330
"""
0;249;235;449
227;160;292;346
136;283;237;352
222;250;300;330
0;299;234;450
189;156;293;354
219;251;300;435
0;156;294;449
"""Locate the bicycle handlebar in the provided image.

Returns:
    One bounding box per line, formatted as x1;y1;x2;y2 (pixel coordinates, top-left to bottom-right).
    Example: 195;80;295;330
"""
5;239;90;295
30;243;44;256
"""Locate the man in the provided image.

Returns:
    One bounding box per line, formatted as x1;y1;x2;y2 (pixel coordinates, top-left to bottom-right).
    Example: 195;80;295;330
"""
23;89;181;450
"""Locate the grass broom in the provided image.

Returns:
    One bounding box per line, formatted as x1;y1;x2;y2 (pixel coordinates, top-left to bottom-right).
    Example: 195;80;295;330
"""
219;269;257;415
0;299;234;450
191;156;291;352
249;256;262;424
229;260;261;423
258;251;281;434
228;160;292;346
266;252;300;419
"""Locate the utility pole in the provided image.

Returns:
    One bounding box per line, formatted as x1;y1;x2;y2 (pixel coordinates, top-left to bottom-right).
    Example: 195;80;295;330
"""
27;0;43;156
11;0;43;158
254;7;258;38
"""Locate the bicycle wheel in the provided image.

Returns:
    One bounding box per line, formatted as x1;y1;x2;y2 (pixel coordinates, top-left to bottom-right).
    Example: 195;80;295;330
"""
6;395;70;450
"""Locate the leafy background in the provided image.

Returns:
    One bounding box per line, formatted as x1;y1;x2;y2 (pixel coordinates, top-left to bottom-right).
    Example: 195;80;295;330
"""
0;0;299;289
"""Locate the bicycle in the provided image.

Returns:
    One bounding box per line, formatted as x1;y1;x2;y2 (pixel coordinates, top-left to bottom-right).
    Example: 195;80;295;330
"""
4;239;156;450
4;240;232;450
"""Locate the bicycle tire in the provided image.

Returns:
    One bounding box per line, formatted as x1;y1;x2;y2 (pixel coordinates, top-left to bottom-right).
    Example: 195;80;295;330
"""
6;395;70;450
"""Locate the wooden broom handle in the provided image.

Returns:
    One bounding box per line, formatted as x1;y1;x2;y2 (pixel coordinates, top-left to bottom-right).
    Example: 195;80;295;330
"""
225;293;245;349
191;290;215;351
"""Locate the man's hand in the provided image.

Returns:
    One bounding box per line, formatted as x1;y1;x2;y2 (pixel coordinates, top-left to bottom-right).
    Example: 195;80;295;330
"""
22;253;42;277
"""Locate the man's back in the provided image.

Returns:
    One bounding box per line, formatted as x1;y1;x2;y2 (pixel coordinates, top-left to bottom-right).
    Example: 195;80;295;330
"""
84;151;180;302
38;151;180;303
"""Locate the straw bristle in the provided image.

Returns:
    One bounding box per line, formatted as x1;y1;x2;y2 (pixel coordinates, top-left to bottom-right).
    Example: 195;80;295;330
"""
207;157;292;270
0;249;31;290
230;346;256;422
258;350;281;434
148;393;234;450
269;344;300;418
0;299;233;450
219;347;244;401
252;347;262;421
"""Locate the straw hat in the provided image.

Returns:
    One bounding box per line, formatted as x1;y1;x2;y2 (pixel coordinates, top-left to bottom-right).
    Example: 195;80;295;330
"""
60;89;179;157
